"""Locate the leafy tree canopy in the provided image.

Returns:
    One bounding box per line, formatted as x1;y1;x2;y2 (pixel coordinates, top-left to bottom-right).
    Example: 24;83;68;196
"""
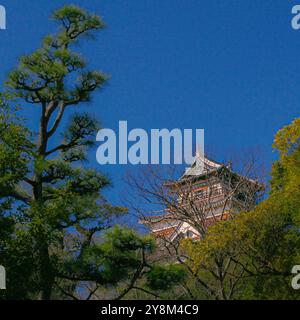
183;117;300;300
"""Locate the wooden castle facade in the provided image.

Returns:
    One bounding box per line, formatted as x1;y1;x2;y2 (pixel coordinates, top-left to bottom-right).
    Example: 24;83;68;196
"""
141;154;261;244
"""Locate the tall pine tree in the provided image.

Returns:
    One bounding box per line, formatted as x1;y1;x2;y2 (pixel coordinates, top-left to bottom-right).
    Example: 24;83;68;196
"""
0;6;186;301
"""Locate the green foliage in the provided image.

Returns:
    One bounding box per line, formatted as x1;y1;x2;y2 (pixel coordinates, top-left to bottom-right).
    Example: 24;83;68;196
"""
6;5;107;105
4;3;300;301
0;6;187;301
146;265;186;291
52;5;105;41
0;94;31;194
182;117;300;300
0;6;125;300
66;226;155;285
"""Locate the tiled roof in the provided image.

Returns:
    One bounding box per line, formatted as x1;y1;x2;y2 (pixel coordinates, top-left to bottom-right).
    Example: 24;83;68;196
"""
181;154;223;179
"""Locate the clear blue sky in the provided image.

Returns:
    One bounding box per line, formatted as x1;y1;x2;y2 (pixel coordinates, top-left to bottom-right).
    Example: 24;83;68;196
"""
0;1;299;208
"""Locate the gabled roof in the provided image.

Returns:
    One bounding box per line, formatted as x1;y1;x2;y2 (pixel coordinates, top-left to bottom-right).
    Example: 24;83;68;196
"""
180;153;224;180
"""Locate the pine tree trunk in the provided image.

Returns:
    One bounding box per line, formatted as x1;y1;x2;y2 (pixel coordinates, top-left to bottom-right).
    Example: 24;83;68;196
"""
39;242;53;300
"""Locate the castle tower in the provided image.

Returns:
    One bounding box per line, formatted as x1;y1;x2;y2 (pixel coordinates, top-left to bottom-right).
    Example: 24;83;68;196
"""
140;154;261;243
